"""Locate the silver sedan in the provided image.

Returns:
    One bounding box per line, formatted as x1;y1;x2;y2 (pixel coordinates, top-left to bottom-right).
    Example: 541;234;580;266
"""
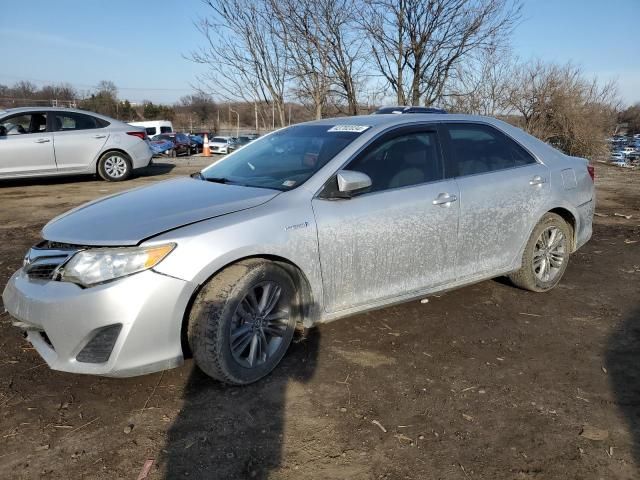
2;113;594;384
0;107;152;181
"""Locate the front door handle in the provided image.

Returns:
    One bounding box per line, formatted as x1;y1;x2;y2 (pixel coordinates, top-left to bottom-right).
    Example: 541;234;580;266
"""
34;138;50;143
432;193;458;206
529;175;547;186
93;134;107;139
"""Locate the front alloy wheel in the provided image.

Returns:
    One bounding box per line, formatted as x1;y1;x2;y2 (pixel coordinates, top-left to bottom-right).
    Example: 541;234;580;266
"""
230;281;291;368
188;260;297;385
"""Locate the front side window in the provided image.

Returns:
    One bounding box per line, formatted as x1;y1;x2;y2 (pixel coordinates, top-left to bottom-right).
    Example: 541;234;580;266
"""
53;112;99;131
201;124;364;191
444;123;536;177
146;127;157;136
0;113;47;135
160;126;172;134
346;130;443;193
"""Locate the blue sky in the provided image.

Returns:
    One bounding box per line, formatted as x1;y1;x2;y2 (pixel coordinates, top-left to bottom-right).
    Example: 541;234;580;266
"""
1;0;638;105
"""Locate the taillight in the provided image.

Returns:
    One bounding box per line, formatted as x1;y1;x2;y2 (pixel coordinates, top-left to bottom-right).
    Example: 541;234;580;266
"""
127;131;146;140
587;165;595;182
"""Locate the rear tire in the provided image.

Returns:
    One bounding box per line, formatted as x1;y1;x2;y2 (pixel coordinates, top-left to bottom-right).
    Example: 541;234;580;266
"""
509;213;572;292
97;151;132;182
187;259;298;385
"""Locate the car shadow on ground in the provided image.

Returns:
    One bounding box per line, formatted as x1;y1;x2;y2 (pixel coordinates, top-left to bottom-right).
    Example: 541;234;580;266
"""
163;329;320;479
136;161;175;177
606;306;640;465
0;162;175;187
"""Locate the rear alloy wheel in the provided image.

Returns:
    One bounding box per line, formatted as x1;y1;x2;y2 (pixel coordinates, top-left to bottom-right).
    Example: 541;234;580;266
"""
533;226;566;283
509;213;572;292
98;152;132;181
187;259;298;385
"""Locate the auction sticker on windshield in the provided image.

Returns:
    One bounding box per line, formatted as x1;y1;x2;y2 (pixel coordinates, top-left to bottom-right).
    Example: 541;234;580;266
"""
327;125;371;133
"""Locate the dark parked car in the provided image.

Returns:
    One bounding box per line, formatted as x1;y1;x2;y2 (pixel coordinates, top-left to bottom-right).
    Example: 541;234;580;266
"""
151;133;191;157
234;135;254;149
188;134;203;154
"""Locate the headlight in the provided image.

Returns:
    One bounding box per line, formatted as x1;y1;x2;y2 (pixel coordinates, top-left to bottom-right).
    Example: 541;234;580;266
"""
60;244;175;287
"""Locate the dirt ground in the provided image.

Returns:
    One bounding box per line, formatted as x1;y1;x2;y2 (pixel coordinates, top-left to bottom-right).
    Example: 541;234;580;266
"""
0;159;639;480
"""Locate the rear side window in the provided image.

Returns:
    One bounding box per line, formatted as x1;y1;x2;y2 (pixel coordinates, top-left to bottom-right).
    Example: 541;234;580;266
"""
347;129;443;193
160;126;172;133
95;117;110;128
53;112;104;131
444;123;536;177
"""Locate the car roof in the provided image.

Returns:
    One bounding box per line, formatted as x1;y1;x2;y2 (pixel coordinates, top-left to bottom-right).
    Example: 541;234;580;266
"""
0;106;118;122
302;113;506;129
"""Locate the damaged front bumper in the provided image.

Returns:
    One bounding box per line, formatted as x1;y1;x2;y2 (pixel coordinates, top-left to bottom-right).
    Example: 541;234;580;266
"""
2;268;194;377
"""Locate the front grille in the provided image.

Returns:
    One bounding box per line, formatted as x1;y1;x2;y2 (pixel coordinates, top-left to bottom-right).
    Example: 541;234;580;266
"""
25;263;60;279
23;242;81;281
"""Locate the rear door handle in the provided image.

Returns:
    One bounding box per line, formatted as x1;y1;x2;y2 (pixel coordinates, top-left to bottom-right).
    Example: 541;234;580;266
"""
529;175;547;186
34;138;50;143
93;134;107;139
432;193;457;206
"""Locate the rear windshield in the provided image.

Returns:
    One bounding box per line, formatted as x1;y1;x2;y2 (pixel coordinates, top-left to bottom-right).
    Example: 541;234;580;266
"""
201;124;366;191
152;134;173;141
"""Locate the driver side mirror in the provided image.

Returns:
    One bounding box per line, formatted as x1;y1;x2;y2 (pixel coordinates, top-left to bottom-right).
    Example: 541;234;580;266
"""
335;170;372;197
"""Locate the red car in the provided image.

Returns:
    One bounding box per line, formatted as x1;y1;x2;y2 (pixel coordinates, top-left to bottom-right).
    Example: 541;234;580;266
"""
151;133;191;157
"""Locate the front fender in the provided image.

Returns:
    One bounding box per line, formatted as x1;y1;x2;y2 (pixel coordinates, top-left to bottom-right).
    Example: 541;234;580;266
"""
148;202;324;325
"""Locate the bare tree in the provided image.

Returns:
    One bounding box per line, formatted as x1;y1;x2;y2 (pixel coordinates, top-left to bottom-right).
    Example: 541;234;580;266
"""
317;0;367;115
443;46;514;115
505;61;619;158
192;0;289;127
269;0;366;118
619;103;640;134
269;0;331;119
362;0;521;106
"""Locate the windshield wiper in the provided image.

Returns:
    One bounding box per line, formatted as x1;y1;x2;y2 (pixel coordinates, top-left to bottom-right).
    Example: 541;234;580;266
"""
203;176;234;184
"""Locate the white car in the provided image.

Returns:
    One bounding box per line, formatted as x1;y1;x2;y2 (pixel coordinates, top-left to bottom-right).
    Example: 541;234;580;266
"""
209;136;237;154
0;107;153;181
611;160;631;168
611;152;625;161
621;146;637;156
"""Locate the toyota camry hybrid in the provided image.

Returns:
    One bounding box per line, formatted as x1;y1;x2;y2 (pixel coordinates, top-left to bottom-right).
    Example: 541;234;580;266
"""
2;113;595;385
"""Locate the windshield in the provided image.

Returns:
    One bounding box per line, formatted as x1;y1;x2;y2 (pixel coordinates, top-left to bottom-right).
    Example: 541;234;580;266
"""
201;124;365;191
212;137;228;143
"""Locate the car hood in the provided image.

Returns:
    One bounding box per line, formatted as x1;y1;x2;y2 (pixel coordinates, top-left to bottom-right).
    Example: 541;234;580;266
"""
42;177;280;246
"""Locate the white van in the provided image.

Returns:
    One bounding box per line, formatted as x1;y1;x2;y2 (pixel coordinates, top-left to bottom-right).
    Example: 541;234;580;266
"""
128;120;173;139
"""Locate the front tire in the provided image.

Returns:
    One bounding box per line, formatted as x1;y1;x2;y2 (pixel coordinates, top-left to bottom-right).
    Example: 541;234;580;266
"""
187;259;298;385
97;151;132;181
509;213;572;292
